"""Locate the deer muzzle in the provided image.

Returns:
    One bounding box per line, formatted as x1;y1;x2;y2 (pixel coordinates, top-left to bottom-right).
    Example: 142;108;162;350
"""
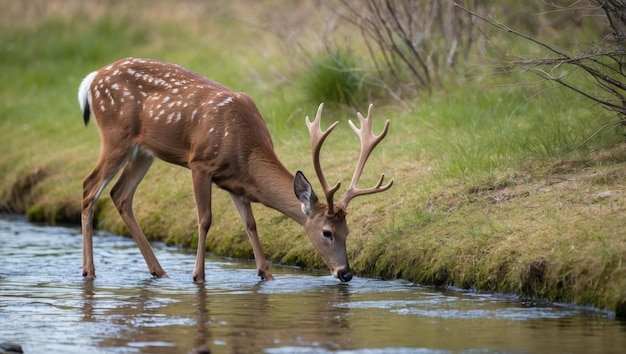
333;266;353;282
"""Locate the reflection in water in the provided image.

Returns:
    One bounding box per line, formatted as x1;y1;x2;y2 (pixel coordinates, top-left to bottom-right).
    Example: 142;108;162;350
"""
73;273;356;353
193;284;210;352
0;215;624;354
81;281;95;323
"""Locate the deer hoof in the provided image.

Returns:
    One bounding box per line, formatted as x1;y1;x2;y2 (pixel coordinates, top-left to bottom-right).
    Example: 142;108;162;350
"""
260;271;275;281
193;274;206;283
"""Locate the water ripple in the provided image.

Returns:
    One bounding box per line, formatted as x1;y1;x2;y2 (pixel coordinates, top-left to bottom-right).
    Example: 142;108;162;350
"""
0;215;622;354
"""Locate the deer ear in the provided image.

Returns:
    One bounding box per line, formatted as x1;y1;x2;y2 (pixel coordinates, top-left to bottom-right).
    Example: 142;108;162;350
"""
294;171;319;216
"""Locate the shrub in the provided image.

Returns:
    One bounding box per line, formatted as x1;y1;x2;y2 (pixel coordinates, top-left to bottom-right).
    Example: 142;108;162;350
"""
301;50;364;106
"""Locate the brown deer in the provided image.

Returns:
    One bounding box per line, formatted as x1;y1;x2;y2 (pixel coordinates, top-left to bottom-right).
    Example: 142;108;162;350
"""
77;57;392;283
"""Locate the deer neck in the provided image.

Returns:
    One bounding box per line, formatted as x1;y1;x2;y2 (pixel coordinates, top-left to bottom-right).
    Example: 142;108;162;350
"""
240;152;308;226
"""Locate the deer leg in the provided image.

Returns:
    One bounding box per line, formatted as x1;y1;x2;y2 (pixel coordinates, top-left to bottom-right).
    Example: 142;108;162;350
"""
190;165;213;283
110;151;167;278
81;151;128;279
229;194;274;281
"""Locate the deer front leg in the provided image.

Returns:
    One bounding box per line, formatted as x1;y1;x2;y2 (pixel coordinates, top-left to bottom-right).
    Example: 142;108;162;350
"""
230;194;274;281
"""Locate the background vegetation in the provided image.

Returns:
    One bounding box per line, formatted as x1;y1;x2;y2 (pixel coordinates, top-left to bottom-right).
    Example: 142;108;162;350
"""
0;0;624;316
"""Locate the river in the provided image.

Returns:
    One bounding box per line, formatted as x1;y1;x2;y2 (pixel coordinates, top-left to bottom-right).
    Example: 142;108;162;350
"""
0;214;623;353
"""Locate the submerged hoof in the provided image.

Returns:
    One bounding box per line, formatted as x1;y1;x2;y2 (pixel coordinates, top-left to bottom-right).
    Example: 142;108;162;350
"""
151;271;169;279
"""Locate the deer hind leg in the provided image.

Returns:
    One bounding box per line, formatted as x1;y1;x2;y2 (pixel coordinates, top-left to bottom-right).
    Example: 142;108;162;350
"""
190;164;213;283
229;194;274;281
109;149;167;278
81;149;129;279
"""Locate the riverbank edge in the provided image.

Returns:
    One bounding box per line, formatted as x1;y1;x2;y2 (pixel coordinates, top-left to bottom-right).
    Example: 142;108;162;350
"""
2;147;625;319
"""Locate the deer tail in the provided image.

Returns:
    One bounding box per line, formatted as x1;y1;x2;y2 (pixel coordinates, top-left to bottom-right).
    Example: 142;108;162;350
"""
78;71;97;126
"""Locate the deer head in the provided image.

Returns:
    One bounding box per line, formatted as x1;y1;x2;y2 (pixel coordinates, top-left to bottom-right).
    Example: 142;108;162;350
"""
294;103;393;282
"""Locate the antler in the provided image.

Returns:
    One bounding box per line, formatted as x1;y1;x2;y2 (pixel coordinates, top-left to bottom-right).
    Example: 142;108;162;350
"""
306;103;341;215
338;104;393;210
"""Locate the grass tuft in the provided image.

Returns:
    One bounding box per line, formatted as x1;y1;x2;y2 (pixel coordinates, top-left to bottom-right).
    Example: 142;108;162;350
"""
300;50;365;107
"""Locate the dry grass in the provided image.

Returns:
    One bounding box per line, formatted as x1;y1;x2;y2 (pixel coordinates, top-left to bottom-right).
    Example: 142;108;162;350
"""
365;144;626;311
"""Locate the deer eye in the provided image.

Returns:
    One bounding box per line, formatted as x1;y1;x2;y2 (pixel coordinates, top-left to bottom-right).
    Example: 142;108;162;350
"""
322;229;333;239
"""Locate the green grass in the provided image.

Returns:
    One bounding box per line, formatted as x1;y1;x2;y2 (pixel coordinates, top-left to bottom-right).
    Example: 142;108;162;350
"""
300;49;367;107
1;2;625;316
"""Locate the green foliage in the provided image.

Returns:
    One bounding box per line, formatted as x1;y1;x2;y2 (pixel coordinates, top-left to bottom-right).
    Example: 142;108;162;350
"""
300;50;365;107
1;14;149;92
386;75;625;186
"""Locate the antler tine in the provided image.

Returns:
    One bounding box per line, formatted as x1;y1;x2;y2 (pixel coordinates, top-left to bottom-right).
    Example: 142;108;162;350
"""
339;104;393;209
305;103;341;214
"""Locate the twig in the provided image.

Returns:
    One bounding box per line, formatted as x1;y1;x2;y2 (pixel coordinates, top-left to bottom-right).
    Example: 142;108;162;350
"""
448;0;626;123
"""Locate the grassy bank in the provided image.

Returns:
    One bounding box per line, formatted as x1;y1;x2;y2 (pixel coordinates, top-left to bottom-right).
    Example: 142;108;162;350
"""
1;1;624;317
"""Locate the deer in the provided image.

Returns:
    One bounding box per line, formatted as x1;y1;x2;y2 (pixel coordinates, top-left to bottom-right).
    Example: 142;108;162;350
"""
77;57;392;283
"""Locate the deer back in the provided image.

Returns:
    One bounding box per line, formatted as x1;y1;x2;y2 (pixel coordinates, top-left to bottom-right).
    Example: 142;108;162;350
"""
84;57;279;184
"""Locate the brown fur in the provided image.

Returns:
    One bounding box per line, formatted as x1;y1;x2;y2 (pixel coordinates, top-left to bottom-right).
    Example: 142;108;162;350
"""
78;58;384;283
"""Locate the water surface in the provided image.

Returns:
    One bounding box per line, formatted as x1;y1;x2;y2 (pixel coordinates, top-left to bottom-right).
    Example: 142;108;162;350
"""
0;215;623;353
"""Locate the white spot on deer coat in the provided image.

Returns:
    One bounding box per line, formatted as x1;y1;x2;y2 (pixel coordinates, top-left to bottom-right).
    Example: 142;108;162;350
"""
217;96;233;107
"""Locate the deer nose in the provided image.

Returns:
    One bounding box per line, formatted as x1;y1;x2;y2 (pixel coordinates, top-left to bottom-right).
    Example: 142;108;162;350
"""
337;269;353;282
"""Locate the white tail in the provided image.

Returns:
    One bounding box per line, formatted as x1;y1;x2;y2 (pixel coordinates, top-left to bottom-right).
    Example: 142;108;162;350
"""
78;57;392;283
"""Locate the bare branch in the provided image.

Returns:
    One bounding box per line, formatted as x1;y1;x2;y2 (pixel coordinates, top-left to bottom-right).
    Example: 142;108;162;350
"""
449;0;626;124
323;0;483;99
